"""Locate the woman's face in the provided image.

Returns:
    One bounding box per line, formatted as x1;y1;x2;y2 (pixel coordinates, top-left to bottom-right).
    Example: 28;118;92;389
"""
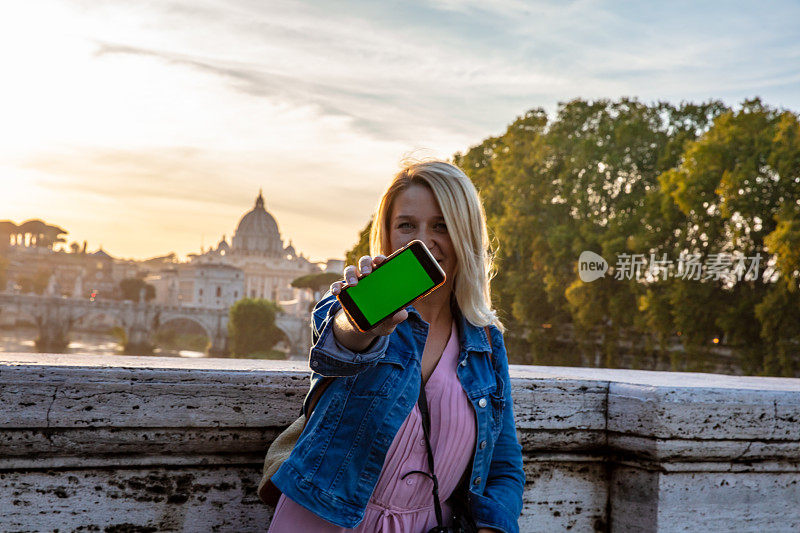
388;184;457;285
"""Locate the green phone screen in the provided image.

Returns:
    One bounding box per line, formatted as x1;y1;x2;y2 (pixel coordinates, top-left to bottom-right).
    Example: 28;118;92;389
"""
346;247;435;325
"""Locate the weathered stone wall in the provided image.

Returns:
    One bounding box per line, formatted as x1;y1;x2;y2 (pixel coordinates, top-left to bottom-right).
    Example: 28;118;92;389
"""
1;353;798;532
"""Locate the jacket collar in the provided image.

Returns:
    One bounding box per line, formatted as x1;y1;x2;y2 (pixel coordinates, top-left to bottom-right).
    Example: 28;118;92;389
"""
405;299;492;354
454;304;493;354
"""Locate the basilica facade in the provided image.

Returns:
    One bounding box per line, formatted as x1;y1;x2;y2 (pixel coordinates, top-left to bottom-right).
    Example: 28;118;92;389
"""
187;191;319;316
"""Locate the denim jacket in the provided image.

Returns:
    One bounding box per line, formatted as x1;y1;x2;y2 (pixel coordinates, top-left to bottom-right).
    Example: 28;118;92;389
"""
271;293;525;533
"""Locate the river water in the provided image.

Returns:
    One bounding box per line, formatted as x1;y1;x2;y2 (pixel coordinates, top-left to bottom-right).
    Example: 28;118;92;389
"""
0;327;206;358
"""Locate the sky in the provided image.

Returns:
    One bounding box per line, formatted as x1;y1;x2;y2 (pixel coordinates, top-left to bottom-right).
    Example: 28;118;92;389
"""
1;0;799;263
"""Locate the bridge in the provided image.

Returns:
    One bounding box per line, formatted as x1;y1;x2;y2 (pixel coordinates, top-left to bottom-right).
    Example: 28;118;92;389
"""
0;293;310;356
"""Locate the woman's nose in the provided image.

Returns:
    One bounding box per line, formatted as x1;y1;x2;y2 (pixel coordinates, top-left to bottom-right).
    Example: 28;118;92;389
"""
416;231;436;253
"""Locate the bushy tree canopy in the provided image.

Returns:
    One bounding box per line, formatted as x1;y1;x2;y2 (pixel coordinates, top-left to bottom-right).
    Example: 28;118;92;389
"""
118;278;156;302
291;272;342;292
345;98;800;377
227;298;283;357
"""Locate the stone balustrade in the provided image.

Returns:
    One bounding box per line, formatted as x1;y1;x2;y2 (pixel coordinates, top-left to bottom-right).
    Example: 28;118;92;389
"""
1;352;798;532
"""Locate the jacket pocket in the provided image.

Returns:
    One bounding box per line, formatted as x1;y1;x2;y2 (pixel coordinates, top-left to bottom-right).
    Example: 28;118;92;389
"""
489;389;505;438
348;359;404;398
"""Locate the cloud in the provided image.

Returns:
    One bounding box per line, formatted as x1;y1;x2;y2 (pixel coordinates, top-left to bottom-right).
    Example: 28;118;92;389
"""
91;41;406;140
81;0;800;144
77;0;563;143
6;0;800;261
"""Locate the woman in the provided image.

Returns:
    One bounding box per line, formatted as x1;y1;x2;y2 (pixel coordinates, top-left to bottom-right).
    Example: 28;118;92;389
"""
268;161;525;533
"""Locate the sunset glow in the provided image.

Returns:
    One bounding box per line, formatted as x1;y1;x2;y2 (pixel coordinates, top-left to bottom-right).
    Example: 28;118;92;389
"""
2;0;798;261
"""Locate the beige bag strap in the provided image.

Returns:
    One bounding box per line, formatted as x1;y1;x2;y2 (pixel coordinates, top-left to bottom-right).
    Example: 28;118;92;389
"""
305;377;332;417
258;376;333;506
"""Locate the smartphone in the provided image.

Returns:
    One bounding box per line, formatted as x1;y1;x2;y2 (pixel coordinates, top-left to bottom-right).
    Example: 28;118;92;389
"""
337;240;446;332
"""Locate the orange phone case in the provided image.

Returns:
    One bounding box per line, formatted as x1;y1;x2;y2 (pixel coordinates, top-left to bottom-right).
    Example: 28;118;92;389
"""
336;240;446;333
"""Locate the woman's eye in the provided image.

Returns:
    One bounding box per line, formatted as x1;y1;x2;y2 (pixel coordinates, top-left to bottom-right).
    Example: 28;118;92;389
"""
398;222;413;229
434;223;447;232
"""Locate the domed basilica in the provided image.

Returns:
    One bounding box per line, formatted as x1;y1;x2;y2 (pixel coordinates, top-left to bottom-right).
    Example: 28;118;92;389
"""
230;192;284;257
191;191;319;315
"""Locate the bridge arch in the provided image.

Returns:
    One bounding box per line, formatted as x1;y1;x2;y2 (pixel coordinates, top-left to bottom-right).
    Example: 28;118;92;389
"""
156;316;213;341
0;294;311;357
0;308;40;350
73;310;126;332
2;308;38;328
271;325;292;353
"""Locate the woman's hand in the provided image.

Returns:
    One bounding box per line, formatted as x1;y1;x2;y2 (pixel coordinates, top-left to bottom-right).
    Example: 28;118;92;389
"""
329;255;409;352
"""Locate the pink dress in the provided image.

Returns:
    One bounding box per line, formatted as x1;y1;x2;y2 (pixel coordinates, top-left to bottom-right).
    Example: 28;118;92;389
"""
268;323;476;532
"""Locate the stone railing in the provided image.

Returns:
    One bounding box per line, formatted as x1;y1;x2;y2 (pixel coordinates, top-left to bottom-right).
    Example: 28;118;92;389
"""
1;353;798;532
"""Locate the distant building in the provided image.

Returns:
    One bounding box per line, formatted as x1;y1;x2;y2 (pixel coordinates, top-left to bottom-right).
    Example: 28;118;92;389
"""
146;263;244;309
324;259;345;274
189;191;321;316
1;196;345;317
1;239;140;300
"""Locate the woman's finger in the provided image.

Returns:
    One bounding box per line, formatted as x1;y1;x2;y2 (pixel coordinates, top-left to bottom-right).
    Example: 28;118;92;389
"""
358;255;373;276
330;281;344;296
372;255;387;268
343;265;358;286
390;309;409;325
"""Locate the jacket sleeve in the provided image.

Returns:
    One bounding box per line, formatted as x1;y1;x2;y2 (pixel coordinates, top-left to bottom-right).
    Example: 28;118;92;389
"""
471;328;525;533
307;292;390;377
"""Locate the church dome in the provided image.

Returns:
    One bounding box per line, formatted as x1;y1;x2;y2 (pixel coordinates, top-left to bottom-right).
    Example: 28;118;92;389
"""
232;191;283;256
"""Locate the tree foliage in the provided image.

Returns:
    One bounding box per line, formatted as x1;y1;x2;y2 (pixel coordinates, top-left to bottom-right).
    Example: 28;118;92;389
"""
345;219;373;267
458;97;799;376
1;219;67;248
227;298;283;356
291;272;341;292
345;97;800;377
17;268;52;295
118;278;156;302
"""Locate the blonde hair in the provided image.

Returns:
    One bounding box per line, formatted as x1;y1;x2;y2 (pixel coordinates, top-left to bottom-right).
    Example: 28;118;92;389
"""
369;160;503;332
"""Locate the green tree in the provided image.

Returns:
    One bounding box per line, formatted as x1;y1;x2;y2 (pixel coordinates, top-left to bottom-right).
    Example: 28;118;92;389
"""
659;99;800;376
291;272;341;295
456;99;725;368
339;97;799;376
766;208;800;291
457;109;566;364
17;269;52;294
754;279;800;376
292;271;342;309
118;278;156;302
345;219;373;266
228;298;283;356
762;110;800;292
